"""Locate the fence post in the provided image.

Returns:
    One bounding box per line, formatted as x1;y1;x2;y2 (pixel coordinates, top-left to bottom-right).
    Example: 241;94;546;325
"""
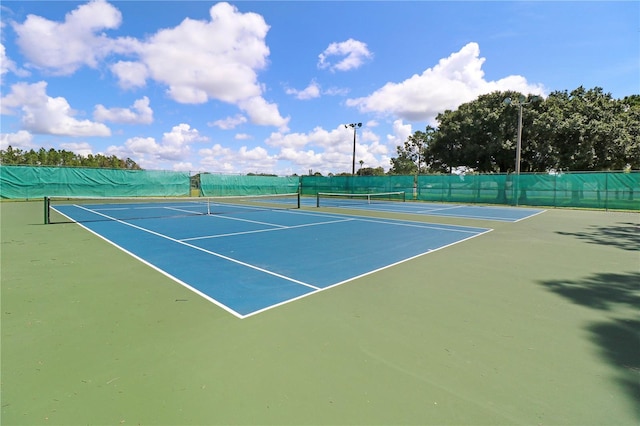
605;172;609;211
44;196;50;224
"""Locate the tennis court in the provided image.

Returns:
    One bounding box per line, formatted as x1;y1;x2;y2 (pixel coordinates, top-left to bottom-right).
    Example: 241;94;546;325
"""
2;199;639;425
48;196;491;318
311;192;545;222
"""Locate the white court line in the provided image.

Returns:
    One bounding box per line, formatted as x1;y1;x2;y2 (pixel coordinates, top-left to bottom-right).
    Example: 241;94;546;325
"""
348;205;534;222
56;204;493;319
241;227;494;319
347;215;484;233
183;207;486;242
90;205;207;216
317;201;545;222
513;209;547;222
52;206;247;318
369;204;462;213
287;208;491;233
70;204;322;293
351;205;519;221
181;218;355;241
162;206;209;216
204;213;290;228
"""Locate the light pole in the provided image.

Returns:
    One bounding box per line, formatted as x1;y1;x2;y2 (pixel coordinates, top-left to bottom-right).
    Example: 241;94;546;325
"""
503;95;540;203
345;122;362;176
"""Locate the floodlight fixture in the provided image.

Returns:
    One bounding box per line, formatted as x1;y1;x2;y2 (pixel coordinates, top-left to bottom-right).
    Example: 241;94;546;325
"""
345;122;363;175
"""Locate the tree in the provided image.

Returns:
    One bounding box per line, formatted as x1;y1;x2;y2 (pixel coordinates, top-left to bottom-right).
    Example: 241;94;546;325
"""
358;166;385;176
389;144;417;174
393;86;637;175
620;95;640;169
0;146;142;169
0;146;21;164
535;87;638;171
425;91;544;173
389;126;435;174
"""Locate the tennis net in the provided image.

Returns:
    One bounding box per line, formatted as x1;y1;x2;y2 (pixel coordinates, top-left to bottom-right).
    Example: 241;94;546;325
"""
45;193;301;224
316;191;406;208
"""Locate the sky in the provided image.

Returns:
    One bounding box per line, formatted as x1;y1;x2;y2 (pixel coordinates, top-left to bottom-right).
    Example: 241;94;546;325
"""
1;1;638;175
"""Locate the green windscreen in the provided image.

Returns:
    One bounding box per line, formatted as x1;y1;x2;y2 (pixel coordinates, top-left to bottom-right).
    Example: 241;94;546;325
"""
302;172;639;210
301;175;415;197
2;165;637;210
415;173;639;209
200;174;300;196
0;165;190;198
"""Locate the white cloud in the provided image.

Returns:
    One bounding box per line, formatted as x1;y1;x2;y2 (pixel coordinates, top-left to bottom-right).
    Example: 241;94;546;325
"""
283;81;350;100
278;147;324;169
160;123;208;160
0;81;111;136
106;137;158;170
323;86;350;96
266;125;355;153
318;38;373;72
346;42;546;122
132;1;287;129
10;1;287;130
264;125;391;175
0;42;29;81
237;145;271;161
209;114;247;130
94;96;153;124
198;128;368;175
386;119;413;147
171;162;194;172
59;141;93;157
0;130;34;150
199;143;232;159
265;131;310;149
348;128;389;171
110;61;148;89
141;3;269;107
11;0;138;75
198;143;277;173
0;43;12;76
239;96;290;130
286;80;321;100
106;123;208;168
123;136;157;154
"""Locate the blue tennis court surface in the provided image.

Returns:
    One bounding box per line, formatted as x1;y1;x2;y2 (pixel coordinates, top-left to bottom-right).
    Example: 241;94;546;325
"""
308;197;545;222
52;202;492;318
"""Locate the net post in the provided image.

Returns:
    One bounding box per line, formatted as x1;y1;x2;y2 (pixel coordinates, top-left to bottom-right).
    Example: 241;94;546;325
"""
316;193;320;208
297;191;301;209
44;196;50;224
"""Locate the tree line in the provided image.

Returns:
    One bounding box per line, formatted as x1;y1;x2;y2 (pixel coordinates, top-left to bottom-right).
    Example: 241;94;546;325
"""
0;146;141;170
390;86;639;174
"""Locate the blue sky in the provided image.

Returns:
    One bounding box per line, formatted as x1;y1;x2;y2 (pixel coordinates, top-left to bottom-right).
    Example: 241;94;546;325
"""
1;1;638;175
